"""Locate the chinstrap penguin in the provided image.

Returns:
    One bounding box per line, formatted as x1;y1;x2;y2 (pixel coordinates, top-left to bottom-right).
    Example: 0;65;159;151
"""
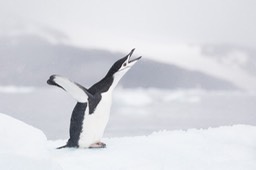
47;49;141;149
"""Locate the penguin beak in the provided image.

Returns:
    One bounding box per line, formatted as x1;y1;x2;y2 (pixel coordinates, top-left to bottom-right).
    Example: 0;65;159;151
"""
108;49;141;75
126;48;142;66
116;48;142;73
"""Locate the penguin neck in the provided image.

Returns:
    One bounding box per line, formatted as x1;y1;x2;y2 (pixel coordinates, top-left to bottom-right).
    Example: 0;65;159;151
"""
100;70;126;92
89;70;128;95
88;76;114;95
109;69;129;91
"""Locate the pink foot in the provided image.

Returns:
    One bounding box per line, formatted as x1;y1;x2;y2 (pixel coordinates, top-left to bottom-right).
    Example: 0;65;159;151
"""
89;142;106;149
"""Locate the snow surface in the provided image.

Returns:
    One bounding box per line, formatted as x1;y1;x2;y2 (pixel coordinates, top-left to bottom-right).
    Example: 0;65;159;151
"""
0;113;61;170
1;113;256;170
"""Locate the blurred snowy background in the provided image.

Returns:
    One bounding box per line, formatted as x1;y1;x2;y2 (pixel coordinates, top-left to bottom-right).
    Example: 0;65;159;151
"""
0;0;256;140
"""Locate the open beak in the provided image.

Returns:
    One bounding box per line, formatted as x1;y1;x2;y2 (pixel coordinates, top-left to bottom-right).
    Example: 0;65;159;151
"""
127;48;142;65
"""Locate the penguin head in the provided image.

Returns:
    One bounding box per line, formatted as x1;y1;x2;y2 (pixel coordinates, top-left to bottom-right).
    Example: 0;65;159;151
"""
106;48;142;77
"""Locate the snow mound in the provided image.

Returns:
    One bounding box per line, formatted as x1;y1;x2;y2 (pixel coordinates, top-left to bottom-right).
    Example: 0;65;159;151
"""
1;112;256;170
49;125;256;170
0;113;61;170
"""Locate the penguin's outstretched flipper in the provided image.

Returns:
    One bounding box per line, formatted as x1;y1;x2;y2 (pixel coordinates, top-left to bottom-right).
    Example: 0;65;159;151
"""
47;75;92;103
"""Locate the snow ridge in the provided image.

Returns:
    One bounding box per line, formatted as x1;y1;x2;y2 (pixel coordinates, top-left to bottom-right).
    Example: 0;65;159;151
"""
1;113;256;170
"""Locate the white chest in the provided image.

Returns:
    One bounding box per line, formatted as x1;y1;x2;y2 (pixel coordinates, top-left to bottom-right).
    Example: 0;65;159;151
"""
78;92;113;148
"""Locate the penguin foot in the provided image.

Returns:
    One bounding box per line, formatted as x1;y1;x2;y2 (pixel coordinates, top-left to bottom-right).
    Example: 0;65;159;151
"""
89;142;106;149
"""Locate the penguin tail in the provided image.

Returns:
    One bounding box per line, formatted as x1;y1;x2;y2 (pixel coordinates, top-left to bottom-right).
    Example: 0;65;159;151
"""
56;145;68;149
47;75;91;103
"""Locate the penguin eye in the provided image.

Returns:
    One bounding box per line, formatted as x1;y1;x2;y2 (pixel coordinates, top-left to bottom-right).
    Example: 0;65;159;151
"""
123;63;127;67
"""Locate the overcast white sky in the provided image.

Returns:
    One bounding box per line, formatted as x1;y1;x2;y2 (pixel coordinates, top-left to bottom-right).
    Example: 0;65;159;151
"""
1;0;255;48
1;0;256;90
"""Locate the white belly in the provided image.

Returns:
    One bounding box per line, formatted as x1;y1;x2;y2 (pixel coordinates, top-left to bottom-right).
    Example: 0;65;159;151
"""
78;92;112;148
